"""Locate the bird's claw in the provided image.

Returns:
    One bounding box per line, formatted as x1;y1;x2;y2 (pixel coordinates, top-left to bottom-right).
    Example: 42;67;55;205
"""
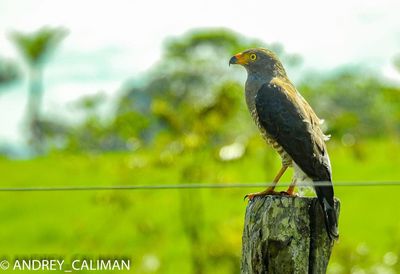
280;191;298;197
244;190;281;201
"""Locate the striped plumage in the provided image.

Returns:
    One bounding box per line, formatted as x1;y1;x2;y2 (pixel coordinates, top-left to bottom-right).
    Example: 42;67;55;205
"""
229;48;338;240
250;107;292;166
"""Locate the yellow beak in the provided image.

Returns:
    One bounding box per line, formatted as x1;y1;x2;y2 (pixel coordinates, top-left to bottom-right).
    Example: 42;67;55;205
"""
229;52;248;66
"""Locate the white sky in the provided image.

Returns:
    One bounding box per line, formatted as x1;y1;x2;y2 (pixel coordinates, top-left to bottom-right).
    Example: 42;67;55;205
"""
0;0;400;146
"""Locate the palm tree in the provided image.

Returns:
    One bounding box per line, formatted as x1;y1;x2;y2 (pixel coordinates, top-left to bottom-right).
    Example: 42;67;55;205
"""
10;26;68;150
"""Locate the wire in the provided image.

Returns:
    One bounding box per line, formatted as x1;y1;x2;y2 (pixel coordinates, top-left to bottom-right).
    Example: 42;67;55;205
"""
0;181;399;192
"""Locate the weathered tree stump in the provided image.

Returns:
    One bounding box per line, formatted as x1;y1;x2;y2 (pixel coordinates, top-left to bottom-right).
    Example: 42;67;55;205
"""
241;196;340;274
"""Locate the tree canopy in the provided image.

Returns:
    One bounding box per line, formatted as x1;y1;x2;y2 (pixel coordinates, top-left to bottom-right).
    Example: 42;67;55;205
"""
26;27;400;154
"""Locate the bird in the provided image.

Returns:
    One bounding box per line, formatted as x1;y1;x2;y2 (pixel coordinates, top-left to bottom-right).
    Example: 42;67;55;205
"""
229;48;338;240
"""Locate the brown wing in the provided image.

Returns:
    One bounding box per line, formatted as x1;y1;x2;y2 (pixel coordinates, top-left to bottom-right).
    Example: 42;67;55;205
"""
271;77;329;156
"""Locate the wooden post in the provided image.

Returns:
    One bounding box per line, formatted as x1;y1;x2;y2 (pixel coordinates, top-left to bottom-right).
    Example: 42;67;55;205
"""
241;196;340;274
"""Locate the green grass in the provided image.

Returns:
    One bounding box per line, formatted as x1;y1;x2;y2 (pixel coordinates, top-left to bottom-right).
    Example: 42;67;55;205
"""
0;139;399;273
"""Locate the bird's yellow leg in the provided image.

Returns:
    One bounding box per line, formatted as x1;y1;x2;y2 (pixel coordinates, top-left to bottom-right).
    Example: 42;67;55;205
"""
281;180;298;196
245;166;288;201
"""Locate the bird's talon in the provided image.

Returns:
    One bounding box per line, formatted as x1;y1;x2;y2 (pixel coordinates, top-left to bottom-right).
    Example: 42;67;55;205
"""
280;191;298;197
244;194;256;201
244;190;281;201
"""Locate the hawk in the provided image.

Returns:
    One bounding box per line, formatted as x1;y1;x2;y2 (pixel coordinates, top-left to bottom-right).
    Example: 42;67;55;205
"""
229;48;338;240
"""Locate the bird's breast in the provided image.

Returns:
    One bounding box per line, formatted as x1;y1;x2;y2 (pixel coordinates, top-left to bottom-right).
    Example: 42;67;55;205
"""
245;77;292;166
250;108;292;166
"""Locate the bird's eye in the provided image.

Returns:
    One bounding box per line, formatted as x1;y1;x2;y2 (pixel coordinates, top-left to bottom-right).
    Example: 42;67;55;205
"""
250;54;257;61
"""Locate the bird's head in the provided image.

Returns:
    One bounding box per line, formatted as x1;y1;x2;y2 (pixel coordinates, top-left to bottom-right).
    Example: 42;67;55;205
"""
229;48;286;78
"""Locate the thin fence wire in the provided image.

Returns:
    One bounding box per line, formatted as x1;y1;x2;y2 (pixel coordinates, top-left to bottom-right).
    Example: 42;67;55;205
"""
0;181;399;192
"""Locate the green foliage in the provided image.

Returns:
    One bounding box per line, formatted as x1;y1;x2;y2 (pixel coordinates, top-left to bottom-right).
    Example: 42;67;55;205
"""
299;68;400;140
57;29;267;153
111;28;299;155
163;28;301;67
0;57;19;86
9;27;68;68
47;27;400;156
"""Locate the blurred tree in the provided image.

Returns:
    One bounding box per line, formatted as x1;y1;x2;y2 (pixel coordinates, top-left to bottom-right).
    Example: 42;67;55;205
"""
9;26;68;151
60;92;150;153
299;68;400;142
65;93;146;152
0;57;19;87
116;28;300;149
51;28;299;155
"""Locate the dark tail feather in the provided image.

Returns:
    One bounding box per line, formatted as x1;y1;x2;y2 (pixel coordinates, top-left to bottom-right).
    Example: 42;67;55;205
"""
322;199;339;240
314;182;339;240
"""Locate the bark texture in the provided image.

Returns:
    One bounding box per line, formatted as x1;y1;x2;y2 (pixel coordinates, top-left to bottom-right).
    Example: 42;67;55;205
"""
241;196;340;274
